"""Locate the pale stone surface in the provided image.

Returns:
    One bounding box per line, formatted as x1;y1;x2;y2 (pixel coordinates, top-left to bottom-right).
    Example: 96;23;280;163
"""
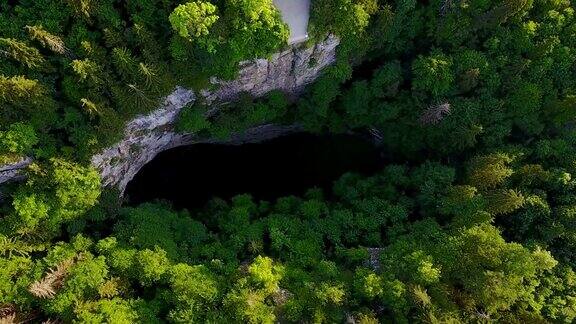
0;156;32;185
366;248;384;271
202;35;339;103
91;37;339;194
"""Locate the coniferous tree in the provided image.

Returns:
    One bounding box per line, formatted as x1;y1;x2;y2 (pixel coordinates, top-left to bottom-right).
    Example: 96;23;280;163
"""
0;38;44;69
25;25;71;57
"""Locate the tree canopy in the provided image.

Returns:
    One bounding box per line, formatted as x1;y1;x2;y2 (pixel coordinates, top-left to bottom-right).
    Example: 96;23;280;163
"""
2;0;576;322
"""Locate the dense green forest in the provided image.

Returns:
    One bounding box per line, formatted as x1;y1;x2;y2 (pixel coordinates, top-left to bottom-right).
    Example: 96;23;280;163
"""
2;0;576;322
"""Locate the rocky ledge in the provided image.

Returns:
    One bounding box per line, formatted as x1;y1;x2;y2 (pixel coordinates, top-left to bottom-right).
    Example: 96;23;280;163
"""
91;36;339;195
0;157;33;185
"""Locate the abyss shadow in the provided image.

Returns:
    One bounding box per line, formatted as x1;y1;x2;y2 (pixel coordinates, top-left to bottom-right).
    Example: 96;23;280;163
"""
125;133;382;210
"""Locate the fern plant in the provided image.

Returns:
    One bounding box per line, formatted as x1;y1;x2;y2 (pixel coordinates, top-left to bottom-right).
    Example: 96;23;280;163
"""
28;258;76;299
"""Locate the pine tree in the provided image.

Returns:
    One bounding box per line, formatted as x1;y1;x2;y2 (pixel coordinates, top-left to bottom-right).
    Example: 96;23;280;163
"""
484;189;525;215
412;52;454;97
25;25;73;58
0;235;45;257
111;48;137;79
0;38;44;69
63;0;95;19
475;0;533;29
80;98;101;119
0;76;45;104
71;59;104;88
467;153;514;190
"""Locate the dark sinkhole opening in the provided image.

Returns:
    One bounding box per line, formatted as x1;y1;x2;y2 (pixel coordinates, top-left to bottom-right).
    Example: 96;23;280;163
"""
125;133;382;210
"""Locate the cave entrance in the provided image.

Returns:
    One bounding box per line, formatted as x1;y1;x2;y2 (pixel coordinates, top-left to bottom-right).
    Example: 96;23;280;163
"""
124;133;382;210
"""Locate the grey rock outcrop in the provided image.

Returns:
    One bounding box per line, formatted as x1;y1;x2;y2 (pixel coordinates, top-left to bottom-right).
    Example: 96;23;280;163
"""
365;248;384;271
0;156;32;185
92;36;339;194
202;35;339;104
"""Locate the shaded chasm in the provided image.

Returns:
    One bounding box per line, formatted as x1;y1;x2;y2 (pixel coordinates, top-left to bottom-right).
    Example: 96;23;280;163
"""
125;133;382;210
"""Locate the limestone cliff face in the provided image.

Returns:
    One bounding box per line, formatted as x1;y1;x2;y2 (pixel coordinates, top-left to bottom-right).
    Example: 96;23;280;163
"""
91;36;339;194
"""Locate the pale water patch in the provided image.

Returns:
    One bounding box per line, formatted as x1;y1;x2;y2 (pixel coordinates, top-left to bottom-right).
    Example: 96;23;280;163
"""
274;0;310;44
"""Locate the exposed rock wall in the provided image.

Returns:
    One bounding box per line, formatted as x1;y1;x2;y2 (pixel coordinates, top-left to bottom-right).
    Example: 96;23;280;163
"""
92;36;339;194
201;35;339;103
0;157;32;185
